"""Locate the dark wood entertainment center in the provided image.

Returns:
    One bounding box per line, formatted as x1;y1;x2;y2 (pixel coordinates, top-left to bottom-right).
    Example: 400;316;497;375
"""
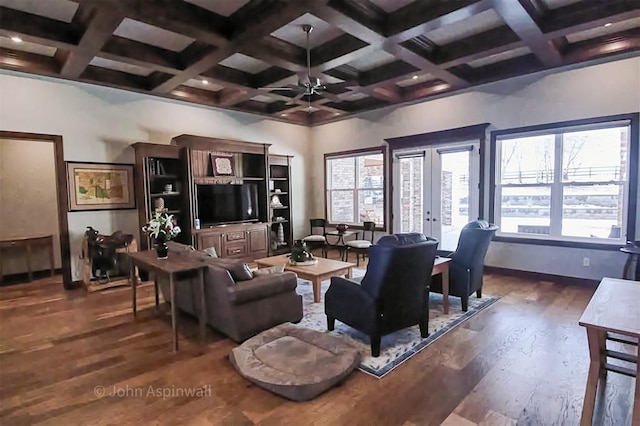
133;136;293;261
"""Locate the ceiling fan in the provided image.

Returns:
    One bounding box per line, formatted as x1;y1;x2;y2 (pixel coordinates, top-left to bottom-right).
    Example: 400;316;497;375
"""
258;24;342;111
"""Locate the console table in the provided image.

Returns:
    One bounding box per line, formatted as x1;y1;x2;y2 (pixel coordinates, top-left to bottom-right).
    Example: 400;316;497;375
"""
128;250;207;353
578;277;639;425
0;234;55;283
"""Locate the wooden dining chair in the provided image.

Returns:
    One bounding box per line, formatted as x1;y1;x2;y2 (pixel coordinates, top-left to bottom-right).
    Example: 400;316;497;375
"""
344;221;375;266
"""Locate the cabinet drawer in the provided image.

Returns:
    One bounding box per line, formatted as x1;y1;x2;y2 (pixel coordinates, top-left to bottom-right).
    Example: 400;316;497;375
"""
225;231;246;243
224;244;247;257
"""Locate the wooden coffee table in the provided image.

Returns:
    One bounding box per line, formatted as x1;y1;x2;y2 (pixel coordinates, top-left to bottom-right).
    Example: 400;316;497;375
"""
255;254;355;303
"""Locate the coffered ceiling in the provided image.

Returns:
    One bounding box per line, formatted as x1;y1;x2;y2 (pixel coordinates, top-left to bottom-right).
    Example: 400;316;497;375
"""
0;0;638;126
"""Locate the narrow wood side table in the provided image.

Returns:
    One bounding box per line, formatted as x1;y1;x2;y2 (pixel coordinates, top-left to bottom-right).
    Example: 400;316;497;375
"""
578;277;639;425
0;234;55;283
127;250;207;353
432;257;451;314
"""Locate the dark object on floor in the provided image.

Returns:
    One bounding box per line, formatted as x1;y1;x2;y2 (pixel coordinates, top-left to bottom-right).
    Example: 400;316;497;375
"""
230;323;360;401
621;240;640;281
325;233;438;357
83;227;133;283
431;220;498;311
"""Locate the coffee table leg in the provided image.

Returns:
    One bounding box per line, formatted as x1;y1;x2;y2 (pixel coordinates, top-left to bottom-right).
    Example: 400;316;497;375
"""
442;267;450;315
347;267;353;279
154;278;159;313
130;261;138;317
313;277;321;303
170;274;178;353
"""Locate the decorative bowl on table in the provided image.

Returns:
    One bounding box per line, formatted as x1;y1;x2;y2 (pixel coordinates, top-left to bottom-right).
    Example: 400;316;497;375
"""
290;240;314;264
336;223;349;233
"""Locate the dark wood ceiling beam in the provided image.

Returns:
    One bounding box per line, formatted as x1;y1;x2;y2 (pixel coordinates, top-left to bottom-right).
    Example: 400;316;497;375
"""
150;0;325;94
386;0;493;43
100;36;183;74
541;2;640;39
563;28;640;64
401;80;452;102
0;47;60;74
60;4;126;78
313;2;385;45
80;64;149;89
491;0;563;67
311;34;369;68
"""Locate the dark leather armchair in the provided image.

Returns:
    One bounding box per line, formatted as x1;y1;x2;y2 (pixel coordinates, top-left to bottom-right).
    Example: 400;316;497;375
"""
325;233;439;357
432;220;498;311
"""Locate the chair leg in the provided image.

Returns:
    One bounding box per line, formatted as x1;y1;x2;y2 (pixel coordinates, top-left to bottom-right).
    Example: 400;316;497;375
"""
344;249;348;262
476;288;482;298
327;316;335;331
461;296;469;312
419;318;429;338
356;251;360;267
371;334;381;357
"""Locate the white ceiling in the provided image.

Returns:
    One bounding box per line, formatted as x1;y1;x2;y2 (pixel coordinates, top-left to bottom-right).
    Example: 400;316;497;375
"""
396;72;435;87
369;0;415;13
183;0;250;16
425;9;504;46
219;53;271;74
347;50;397;71
0;0;78;23
113;18;195;52
89;57;152;76
183;78;224;92
271;14;342;49
0;36;57;57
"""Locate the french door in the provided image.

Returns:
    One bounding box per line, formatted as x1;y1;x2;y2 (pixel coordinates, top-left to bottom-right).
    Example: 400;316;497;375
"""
392;143;480;251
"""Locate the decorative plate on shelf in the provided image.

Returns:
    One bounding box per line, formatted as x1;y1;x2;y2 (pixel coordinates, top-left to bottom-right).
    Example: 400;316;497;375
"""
288;258;318;266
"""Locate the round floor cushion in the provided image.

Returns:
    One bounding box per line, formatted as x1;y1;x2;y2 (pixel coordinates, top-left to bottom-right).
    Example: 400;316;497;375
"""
229;323;360;401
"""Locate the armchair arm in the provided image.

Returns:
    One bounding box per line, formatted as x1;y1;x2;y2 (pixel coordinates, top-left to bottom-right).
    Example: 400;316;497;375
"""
326;276;374;305
325;277;376;333
227;272;298;305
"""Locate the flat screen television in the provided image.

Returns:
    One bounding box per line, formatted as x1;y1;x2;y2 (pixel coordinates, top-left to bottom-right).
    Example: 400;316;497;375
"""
196;183;259;225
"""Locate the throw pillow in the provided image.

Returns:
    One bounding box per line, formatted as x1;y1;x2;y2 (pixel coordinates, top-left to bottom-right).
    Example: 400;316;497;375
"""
229;263;254;282
203;247;218;257
252;264;286;277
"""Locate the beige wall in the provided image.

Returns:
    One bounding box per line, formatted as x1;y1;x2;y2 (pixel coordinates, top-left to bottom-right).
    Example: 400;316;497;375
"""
0;71;310;281
0;138;61;274
310;56;640;280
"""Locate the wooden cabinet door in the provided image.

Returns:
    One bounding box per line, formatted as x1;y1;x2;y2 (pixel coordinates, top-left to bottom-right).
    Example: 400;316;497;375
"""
197;232;223;256
248;226;268;254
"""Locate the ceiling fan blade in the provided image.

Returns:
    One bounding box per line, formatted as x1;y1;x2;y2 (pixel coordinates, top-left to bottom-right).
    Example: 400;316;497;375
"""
258;86;296;90
286;92;305;105
317;91;342;103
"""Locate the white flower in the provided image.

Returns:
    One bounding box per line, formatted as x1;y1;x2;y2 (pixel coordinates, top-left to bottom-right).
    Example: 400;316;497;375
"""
142;210;181;240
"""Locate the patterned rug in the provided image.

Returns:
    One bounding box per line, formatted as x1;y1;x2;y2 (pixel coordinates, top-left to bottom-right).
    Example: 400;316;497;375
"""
293;269;499;378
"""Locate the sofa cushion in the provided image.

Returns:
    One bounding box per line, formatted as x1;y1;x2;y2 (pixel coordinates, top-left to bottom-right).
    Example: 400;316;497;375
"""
252;264;285;277
227;272;297;304
203;246;218;257
202;257;253;282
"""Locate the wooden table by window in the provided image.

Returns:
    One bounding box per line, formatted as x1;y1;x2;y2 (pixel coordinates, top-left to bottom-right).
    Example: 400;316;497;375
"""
127;250;207;353
0;234;55;284
578;277;639;425
433;257;451;314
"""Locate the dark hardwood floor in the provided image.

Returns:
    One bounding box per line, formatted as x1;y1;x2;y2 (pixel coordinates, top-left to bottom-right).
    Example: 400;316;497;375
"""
0;256;635;425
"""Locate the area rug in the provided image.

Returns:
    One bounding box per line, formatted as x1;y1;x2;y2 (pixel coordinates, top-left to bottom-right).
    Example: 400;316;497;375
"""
293;270;499;378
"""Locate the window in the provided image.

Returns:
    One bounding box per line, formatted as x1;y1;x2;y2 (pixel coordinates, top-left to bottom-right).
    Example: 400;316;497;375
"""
325;148;386;228
491;114;638;244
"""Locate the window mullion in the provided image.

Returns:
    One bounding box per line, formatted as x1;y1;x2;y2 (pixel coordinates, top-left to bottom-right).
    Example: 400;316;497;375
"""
549;133;563;236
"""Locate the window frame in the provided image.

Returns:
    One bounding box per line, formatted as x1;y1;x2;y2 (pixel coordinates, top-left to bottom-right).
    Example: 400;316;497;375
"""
324;146;388;231
489;113;639;250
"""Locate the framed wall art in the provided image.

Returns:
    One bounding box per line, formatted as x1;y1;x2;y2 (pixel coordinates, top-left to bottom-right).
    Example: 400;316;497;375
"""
211;154;236;176
66;162;135;211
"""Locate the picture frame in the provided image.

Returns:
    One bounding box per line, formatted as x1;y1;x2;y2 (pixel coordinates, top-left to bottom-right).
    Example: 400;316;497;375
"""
66;162;135;211
211;154;236;176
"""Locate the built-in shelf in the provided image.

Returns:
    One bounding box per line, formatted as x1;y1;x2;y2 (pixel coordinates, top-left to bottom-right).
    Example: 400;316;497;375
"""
270;191;288;195
150;174;178;179
270;177;288;181
270;205;288;209
272;220;289;223
242;176;265;181
166;209;181;214
150;192;180;197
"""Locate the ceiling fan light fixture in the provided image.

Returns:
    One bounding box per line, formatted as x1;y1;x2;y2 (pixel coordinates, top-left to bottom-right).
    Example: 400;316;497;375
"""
412;75;418;79
201;79;209;85
10;36;22;43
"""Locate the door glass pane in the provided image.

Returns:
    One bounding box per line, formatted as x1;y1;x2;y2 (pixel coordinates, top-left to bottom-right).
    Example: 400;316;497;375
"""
562;184;624;239
398;157;423;233
358;190;384;225
440;151;471;251
330;190;354;223
500;186;551;235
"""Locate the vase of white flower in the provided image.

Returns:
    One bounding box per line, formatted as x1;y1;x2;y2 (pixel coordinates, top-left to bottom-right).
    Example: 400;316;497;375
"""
142;210;181;259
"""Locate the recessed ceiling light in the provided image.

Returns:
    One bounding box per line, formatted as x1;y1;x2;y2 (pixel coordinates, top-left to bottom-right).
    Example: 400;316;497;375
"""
10;36;22;43
281;114;287;117
412;75;418;79
201;79;209;85
604;23;612;27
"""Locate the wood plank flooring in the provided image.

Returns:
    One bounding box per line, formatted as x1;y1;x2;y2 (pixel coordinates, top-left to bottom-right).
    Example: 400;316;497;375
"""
0;261;636;425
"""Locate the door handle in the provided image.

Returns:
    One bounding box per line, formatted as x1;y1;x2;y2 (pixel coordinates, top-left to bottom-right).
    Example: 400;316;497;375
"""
425;218;430;221
432;218;438;222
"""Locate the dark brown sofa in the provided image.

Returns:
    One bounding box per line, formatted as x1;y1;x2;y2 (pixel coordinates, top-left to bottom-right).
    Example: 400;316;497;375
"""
156;242;303;342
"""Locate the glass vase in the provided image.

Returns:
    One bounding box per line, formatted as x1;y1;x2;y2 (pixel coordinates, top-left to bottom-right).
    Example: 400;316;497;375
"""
155;234;169;259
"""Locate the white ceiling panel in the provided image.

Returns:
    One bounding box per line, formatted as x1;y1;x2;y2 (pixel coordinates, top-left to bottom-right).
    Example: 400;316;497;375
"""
0;0;78;23
89;57;152;76
114;18;195;52
0;36;56;57
219;53;271;74
347;50;397;71
271;14;342;49
250;95;277;103
183;78;224;92
566;17;640;43
183;0;250;16
369;0;415;13
425;9;504;46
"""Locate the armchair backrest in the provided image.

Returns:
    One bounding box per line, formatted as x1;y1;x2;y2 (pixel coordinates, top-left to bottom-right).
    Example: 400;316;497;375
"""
361;235;438;322
451;220;498;269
